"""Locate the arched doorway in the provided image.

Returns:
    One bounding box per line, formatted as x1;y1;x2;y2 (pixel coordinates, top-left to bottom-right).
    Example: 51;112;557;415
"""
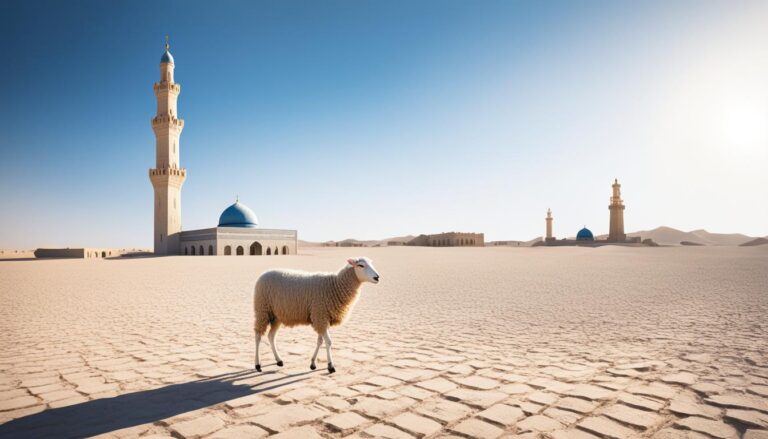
191;246;196;255
184;247;188;255
101;251;106;257
274;247;278;255
282;246;289;255
209;245;214;255
266;247;271;255
224;246;231;255
250;242;262;256
236;246;244;255
199;245;204;255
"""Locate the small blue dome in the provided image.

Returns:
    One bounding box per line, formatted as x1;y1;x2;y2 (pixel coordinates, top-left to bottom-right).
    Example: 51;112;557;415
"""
218;201;258;228
161;50;174;64
576;227;594;241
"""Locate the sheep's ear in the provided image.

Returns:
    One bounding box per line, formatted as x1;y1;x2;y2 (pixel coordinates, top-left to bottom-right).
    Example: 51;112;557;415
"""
347;258;357;266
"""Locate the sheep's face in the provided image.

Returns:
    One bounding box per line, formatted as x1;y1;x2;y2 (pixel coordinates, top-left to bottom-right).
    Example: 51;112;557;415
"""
348;257;380;284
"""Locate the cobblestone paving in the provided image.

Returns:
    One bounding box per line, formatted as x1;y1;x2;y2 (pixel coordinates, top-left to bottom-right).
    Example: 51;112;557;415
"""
1;246;767;438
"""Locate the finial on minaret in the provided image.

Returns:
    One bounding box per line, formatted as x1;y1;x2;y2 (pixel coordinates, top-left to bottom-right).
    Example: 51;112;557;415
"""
236;194;239;203
165;35;170;51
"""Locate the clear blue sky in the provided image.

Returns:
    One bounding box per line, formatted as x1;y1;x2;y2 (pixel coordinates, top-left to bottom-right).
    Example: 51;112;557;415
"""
1;0;767;248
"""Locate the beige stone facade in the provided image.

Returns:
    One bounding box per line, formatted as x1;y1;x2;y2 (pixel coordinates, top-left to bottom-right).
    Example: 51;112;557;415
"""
179;227;297;256
408;232;484;247
33;248;145;259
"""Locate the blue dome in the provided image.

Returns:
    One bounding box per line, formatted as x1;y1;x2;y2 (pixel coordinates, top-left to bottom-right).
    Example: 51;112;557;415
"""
161;50;174;64
218;201;258;228
576;227;594;241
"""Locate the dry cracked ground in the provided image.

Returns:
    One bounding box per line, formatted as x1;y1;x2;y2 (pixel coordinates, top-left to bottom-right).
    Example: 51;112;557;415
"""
1;246;767;439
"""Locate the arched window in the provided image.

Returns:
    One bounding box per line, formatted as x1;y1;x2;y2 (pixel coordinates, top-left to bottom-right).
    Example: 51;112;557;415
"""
250;242;262;256
282;245;289;255
209;245;213;255
184;247;188;255
191;246;195;255
266;247;271;255
101;251;106;258
224;246;231;255
236;246;244;255
199;245;204;255
273;247;278;255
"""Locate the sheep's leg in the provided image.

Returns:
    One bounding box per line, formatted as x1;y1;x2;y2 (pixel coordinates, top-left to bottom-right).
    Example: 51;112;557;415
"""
268;323;283;367
254;332;262;372
322;331;335;374
310;335;322;370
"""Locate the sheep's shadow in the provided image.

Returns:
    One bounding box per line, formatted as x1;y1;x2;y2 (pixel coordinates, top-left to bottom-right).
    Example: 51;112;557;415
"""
0;368;318;439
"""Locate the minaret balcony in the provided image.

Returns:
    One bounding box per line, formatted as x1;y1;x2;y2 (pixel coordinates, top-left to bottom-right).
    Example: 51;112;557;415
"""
149;167;186;177
151;115;185;129
153;82;181;95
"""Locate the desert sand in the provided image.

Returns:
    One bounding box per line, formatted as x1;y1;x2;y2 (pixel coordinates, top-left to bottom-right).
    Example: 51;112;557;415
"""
1;246;767;438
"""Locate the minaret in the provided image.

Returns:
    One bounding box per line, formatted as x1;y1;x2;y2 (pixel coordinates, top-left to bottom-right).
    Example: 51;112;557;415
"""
608;178;626;242
149;37;186;255
545;208;554;241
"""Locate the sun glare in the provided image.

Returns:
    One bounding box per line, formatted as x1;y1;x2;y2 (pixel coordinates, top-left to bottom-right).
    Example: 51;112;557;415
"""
721;101;768;154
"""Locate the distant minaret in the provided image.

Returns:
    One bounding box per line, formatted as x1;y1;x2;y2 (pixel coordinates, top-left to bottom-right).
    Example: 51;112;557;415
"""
149;36;186;255
545;208;554;241
608;178;626;242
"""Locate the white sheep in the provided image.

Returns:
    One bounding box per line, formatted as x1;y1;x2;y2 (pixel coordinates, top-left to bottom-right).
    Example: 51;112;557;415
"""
253;257;380;373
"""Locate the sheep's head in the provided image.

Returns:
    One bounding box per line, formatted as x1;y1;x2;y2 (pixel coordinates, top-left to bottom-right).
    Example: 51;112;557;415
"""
347;257;380;284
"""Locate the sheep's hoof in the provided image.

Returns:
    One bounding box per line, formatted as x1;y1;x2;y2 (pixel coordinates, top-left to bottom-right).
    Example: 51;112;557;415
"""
328;364;336;374
310;363;316;370
255;364;262;372
276;360;284;367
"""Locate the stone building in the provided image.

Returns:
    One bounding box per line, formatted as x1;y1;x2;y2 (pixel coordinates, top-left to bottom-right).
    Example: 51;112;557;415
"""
150;40;296;256
407;232;484;247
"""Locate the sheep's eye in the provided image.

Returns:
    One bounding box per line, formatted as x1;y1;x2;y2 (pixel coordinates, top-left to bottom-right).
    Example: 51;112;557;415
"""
357;264;365;268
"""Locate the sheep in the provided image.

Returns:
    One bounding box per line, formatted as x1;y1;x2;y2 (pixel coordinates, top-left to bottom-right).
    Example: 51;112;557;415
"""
253;257;380;373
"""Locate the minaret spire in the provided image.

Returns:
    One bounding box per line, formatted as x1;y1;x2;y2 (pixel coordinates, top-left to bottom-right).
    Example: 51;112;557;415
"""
545;208;554;241
165;35;170;51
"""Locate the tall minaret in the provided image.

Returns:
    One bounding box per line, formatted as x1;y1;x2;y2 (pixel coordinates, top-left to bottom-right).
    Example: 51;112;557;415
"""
608;178;626;242
149;37;186;255
545;208;554;241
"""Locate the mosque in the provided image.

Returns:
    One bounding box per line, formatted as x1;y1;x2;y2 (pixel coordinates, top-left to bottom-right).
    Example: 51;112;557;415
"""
150;40;297;256
538;179;643;247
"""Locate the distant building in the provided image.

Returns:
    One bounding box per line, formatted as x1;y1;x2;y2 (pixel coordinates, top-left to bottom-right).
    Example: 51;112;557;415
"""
538;179;645;247
34;248;145;259
407;232;484;247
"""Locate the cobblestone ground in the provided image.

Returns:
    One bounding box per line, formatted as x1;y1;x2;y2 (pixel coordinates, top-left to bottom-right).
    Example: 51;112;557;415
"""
1;246;767;439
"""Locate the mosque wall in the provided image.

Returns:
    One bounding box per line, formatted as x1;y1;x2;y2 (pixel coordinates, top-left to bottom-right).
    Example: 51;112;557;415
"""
178;228;298;256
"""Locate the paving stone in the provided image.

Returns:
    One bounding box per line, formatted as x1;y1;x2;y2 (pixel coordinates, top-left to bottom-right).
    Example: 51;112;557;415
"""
724;409;768;429
527;391;558;405
543;407;581;425
416;399;473;423
661;372;698;386
316;395;351;411
451;418;504;439
251;404;328;433
390;412;442;437
445;388;507;408
416;378;458;393
706;393;768;412
452;376;501;390
169;414;225;438
324;411;369;433
516;414;564;432
674;416;739;439
668;399;721;419
477;404;525;426
270;425;325;439
565;384;614;401
744;430;768;439
555;397;599;414
0;395;39;411
578;416;637;439
616;393;664;411
209;425;269;439
691;382;725;395
363;424;416;439
367;375;403;388
352;396;415;419
398;385;434;401
550;429;601;439
626;382;677;400
603;403;663;429
653;427;711;438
